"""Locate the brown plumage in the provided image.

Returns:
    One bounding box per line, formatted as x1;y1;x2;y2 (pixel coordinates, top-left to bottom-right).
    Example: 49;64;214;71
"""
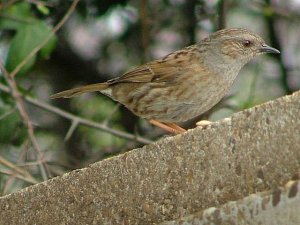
51;28;280;134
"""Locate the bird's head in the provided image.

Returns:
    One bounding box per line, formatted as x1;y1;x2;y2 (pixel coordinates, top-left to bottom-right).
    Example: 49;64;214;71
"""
207;28;280;65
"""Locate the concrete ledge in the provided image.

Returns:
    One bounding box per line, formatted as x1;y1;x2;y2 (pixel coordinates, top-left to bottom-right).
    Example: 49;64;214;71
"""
1;91;300;225
160;179;300;225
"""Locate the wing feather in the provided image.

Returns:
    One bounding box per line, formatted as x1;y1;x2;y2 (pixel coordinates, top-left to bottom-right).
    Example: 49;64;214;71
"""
107;51;191;84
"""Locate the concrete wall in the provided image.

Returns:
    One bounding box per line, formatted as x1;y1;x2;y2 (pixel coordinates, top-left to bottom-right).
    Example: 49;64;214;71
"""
0;91;300;225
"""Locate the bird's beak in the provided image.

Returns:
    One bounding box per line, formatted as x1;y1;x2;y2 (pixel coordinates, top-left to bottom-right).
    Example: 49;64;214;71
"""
259;44;280;54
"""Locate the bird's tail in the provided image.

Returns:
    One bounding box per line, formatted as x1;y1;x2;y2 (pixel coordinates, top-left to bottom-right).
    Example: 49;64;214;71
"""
50;82;109;99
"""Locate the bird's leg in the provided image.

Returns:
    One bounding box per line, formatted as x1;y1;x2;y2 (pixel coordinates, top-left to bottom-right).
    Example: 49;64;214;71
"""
149;120;186;134
164;122;187;133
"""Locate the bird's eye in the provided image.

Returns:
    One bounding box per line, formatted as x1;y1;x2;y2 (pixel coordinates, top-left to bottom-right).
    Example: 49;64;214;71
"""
243;40;252;47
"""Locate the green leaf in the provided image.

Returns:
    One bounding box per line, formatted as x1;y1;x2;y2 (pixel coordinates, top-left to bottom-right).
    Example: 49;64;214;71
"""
1;2;57;75
0;2;33;30
40;33;57;59
36;3;50;16
0;105;26;146
5;21;57;74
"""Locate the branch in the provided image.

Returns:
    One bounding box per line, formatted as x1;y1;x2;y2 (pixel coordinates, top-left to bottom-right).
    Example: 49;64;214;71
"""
0;155;38;186
0;0;81;181
217;0;228;29
0;83;153;145
0;61;50;180
2;140;31;194
263;0;292;94
0;0;152;148
0;169;38;185
0;0;19;10
140;0;150;60
10;0;80;78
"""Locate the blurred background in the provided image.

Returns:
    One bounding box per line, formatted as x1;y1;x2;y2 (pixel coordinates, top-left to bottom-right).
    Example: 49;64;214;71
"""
0;0;299;194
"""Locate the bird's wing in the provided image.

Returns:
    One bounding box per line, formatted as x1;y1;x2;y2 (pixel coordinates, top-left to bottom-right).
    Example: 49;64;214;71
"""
107;49;194;85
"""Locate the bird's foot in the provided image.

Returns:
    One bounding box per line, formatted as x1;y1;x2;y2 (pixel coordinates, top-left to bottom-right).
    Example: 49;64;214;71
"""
149;120;186;134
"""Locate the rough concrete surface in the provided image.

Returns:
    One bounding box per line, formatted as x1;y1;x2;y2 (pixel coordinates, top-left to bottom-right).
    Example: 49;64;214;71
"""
160;179;300;225
0;91;300;225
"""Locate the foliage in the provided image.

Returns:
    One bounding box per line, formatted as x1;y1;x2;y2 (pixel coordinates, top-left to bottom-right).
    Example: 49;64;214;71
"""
0;2;57;74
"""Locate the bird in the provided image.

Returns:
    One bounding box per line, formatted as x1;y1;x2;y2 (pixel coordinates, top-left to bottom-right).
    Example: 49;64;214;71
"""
51;28;280;134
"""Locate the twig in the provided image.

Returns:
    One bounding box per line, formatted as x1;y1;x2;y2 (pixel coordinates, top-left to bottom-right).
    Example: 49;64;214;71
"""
0;0;80;182
2;140;30;194
17;161;48;167
217;0;228;29
0;169;38;185
0;155;38;185
102;103;121;126
140;0;150;60
263;0;292;94
64;119;79;141
0;106;16;120
10;0;80;78
183;0;197;45
0;61;50;180
0;83;153;145
0;0;19;10
0;155;33;180
0;14;35;24
0;0;152;145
